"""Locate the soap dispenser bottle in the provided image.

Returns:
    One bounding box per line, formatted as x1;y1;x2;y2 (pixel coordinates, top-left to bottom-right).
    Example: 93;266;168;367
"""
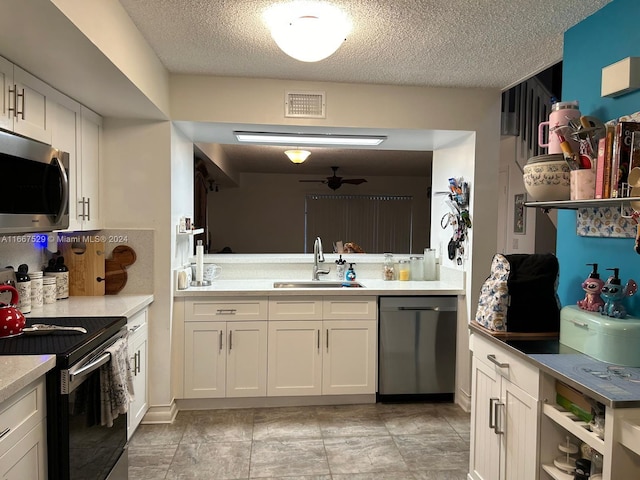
335;255;346;280
577;263;605;312
346;263;357;282
600;267;638;318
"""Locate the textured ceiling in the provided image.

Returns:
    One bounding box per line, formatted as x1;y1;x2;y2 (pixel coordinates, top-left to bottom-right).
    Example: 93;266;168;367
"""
117;0;610;180
118;0;609;89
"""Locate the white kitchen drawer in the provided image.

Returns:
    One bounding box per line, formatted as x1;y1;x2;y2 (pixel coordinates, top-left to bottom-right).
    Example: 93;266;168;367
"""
0;378;45;458
186;297;268;321
268;297;323;320
128;308;147;333
322;296;377;320
471;333;540;399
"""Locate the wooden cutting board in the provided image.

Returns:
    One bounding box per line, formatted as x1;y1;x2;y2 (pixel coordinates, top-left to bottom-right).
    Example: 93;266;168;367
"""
58;239;105;296
105;245;137;295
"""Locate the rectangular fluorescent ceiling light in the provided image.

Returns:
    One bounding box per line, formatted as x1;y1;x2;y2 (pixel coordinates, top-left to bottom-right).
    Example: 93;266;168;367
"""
234;131;386;146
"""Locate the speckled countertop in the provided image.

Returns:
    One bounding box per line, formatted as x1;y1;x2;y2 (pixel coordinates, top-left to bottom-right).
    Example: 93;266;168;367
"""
0;294;153;405
0;355;55;403
24;294;154;319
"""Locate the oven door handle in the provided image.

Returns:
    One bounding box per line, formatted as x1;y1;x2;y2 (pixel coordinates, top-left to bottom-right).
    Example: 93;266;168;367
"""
69;351;111;381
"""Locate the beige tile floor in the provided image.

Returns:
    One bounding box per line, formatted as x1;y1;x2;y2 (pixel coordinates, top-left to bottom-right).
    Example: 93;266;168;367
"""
128;402;470;480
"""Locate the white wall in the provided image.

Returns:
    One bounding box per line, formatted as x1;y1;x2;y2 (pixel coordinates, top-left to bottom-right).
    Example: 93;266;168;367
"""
102;119;190;421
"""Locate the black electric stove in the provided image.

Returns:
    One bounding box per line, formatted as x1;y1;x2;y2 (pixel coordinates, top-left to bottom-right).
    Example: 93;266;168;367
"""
0;315;128;480
0;316;127;367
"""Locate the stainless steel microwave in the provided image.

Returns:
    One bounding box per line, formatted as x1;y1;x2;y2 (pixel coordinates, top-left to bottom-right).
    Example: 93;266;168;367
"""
0;130;69;233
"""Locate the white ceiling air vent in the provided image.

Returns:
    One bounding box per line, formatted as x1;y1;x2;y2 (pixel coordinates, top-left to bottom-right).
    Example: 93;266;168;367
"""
285;91;326;118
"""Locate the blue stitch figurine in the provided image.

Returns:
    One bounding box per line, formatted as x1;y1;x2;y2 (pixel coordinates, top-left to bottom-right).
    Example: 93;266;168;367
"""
600;268;638;318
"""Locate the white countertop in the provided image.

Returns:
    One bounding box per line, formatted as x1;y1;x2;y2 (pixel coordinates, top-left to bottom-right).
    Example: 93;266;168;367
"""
175;279;465;297
25;294;154;318
0;354;55;403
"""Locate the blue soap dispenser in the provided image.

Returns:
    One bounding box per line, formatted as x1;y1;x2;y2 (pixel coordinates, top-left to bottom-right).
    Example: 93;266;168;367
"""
345;263;357;282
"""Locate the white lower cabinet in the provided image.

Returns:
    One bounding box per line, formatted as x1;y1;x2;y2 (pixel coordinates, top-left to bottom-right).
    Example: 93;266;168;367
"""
469;333;540;480
184;320;267;398
127;308;148;438
0;378;47;480
267;296;377;397
267;321;323;396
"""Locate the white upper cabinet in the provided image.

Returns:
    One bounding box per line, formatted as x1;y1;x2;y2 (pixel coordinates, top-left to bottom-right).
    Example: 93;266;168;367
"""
0;56;52;145
78;107;101;230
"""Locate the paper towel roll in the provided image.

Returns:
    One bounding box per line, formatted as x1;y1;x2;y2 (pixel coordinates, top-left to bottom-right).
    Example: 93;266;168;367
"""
195;241;204;283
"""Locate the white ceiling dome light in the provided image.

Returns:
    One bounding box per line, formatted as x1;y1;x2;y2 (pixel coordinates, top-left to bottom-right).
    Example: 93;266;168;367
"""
264;1;352;62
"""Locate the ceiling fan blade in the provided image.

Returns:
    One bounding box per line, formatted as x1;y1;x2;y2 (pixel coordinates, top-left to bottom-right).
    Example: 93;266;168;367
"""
341;179;367;185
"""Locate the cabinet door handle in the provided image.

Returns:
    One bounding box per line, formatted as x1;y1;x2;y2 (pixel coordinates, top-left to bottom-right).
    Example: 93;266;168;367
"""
317;329;320;351
136;350;141;375
0;427;10;439
16;88;24;119
216;309;237;315
8;85;16;117
86;197;91;221
129;324;143;334
487;354;509;368
489;397;498;430
219;330;223;352
494;401;505;435
229;330;233;351
326;329;329;351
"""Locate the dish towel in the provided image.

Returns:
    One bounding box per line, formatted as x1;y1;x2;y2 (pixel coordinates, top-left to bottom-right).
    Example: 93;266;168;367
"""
100;337;135;427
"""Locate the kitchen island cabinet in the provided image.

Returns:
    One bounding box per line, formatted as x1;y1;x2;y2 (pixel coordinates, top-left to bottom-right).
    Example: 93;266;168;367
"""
469;332;540;480
469;323;640;480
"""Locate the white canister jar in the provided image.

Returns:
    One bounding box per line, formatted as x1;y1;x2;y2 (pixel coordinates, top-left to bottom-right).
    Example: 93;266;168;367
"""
43;277;57;304
30;271;43;308
16;280;31;313
424;248;437;281
45;272;69;300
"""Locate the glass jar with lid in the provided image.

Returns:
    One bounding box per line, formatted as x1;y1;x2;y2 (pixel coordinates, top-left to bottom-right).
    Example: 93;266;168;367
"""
410;256;424;281
383;253;395;281
398;259;410;281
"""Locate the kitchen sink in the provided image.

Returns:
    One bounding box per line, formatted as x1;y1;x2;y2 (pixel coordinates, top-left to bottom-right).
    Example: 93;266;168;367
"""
273;281;364;288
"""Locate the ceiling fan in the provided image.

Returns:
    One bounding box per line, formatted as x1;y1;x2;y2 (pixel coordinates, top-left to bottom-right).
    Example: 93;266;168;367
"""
299;166;367;191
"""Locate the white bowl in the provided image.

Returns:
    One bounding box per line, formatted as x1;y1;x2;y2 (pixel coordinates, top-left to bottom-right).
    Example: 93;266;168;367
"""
523;157;571;202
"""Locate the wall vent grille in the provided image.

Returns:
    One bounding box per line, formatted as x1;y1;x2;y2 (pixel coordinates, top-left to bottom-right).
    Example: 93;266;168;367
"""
285;91;326;118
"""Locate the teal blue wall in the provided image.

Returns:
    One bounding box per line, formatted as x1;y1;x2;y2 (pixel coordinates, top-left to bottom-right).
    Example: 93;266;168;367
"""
558;0;640;315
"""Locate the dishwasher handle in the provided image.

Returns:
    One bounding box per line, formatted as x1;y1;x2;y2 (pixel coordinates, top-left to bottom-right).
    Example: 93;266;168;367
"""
396;306;456;312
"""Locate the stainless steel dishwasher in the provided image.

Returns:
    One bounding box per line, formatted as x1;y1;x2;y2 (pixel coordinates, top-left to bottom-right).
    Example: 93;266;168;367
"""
378;296;457;401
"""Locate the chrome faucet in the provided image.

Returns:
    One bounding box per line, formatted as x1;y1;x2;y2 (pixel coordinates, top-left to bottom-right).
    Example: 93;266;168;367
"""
312;236;330;280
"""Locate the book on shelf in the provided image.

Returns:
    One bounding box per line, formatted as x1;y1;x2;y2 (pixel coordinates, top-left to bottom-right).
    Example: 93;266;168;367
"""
595;137;607;199
600;124;615;199
610;121;640;197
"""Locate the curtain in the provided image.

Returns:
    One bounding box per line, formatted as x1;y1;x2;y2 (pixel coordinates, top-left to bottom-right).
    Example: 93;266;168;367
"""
304;194;413;253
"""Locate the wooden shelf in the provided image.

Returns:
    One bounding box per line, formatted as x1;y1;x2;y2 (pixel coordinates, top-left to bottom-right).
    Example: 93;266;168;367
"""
543;403;605;452
542;463;573;480
176;227;204;236
525;197;640;210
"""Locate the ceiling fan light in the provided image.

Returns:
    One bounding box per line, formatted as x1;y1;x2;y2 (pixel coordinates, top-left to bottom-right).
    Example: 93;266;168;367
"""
285;149;311;163
264;2;351;62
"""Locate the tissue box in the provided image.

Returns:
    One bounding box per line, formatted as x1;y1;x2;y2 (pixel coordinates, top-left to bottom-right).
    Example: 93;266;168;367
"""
560;305;640;366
